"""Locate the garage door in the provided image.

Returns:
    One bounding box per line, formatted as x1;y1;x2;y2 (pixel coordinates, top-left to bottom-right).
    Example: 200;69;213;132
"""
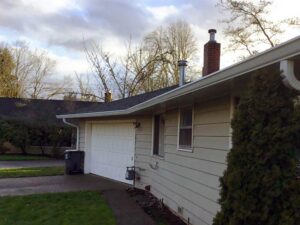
90;123;135;184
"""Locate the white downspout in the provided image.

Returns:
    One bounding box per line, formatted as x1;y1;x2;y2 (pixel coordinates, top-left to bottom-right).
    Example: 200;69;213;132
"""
62;118;79;151
280;60;300;91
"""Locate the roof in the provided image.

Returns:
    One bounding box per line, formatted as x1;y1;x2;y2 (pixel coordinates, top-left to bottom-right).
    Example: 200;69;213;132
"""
57;35;300;119
69;85;178;115
0;98;102;126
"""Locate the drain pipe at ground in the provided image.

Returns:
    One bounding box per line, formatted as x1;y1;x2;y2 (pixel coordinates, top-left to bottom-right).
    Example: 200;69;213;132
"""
62;118;79;151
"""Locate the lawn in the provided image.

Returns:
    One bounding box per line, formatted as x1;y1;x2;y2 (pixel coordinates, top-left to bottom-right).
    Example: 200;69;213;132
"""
0;191;116;225
0;154;50;161
0;167;64;178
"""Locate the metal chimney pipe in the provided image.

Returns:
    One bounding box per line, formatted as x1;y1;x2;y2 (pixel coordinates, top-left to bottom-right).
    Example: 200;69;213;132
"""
178;60;188;86
208;29;217;42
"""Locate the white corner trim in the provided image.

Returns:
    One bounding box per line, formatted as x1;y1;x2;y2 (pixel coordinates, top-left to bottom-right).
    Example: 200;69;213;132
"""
62;118;79;150
280;60;300;91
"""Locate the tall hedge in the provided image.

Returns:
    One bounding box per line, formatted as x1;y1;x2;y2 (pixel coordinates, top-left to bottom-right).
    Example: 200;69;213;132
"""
213;71;300;225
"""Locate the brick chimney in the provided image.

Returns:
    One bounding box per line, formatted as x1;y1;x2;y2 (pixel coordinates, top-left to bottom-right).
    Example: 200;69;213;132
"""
202;29;221;76
104;91;112;103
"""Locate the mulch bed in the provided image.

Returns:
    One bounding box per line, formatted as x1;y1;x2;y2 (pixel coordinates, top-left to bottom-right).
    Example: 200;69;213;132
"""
127;188;186;225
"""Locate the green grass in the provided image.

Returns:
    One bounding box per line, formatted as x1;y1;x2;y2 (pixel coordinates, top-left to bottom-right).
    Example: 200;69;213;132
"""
0;167;64;178
0;191;116;225
0;155;50;161
158;222;167;225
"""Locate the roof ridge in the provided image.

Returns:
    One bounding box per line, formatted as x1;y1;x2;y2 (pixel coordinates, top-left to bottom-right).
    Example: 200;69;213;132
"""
0;97;102;104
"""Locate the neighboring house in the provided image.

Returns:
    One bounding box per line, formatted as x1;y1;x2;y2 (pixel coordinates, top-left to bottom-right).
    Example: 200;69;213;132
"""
57;31;300;225
0;98;101;154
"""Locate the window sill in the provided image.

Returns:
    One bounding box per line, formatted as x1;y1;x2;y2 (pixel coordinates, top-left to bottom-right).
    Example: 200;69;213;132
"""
177;147;193;153
152;154;165;160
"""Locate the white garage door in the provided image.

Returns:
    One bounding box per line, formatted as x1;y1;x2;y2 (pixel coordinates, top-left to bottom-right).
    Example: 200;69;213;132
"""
90;123;135;184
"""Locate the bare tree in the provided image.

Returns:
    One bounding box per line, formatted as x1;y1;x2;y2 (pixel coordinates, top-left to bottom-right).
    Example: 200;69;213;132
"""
218;0;300;57
11;42;34;96
29;52;56;99
84;38;169;98
73;73;102;101
143;20;198;87
43;76;73;100
83;20;198;99
9;42;69;99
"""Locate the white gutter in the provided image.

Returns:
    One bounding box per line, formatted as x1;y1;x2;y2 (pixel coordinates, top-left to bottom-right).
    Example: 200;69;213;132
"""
62;118;79;150
57;35;300;119
280;60;300;91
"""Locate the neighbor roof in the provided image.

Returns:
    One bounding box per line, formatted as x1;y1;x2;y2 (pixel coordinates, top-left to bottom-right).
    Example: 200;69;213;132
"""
67;85;178;115
0;98;102;126
57;35;300;119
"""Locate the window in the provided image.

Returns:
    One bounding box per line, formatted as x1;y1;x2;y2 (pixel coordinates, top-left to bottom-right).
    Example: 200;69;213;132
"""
178;108;193;150
153;114;165;157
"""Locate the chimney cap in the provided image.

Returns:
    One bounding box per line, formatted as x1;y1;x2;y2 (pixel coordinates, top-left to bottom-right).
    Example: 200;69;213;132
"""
178;59;188;67
208;29;217;42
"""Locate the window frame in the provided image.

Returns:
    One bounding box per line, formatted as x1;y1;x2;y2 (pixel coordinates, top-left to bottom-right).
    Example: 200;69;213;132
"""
152;114;165;158
177;106;194;152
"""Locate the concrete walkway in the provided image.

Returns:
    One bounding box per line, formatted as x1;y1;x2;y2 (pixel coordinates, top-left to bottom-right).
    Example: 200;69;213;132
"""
103;190;156;225
0;160;64;168
0;174;156;225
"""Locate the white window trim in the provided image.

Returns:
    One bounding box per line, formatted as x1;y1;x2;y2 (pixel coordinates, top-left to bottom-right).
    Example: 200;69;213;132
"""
177;106;194;152
151;114;165;159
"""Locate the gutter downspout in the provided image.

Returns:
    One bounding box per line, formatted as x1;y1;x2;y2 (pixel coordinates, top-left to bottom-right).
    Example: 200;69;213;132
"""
62;118;79;151
280;60;300;91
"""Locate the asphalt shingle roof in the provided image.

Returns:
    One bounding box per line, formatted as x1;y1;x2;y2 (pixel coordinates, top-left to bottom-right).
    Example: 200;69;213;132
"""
0;98;102;125
69;85;178;115
0;85;178;122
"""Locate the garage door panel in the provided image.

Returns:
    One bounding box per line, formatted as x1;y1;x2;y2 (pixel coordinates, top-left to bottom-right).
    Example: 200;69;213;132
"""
90;123;135;184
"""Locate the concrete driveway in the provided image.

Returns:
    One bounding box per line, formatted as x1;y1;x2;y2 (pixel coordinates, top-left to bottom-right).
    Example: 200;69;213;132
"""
0;174;156;225
0;174;127;196
0;160;64;169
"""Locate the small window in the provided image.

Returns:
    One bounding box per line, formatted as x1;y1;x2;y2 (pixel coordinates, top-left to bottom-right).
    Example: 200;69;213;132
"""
178;108;193;150
153;114;165;157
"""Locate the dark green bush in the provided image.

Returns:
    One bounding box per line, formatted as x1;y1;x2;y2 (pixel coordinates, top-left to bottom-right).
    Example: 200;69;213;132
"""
0;120;73;155
213;71;300;225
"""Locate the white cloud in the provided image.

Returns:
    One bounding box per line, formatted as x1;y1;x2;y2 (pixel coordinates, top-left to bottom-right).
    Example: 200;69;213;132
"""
0;0;299;78
21;0;79;14
48;53;89;77
146;5;179;21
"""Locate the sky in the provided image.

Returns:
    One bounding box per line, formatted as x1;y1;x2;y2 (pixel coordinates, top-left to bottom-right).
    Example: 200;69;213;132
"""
0;0;299;79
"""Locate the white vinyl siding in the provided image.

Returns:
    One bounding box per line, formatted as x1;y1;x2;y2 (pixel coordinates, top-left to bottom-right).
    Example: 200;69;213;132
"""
135;96;231;225
77;96;231;225
78;120;85;151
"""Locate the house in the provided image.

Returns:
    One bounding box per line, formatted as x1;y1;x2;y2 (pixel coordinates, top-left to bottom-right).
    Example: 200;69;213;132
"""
57;31;300;225
0;98;101;154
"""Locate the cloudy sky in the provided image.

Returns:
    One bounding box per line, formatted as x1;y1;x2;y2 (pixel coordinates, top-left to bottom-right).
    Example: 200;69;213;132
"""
0;0;299;78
